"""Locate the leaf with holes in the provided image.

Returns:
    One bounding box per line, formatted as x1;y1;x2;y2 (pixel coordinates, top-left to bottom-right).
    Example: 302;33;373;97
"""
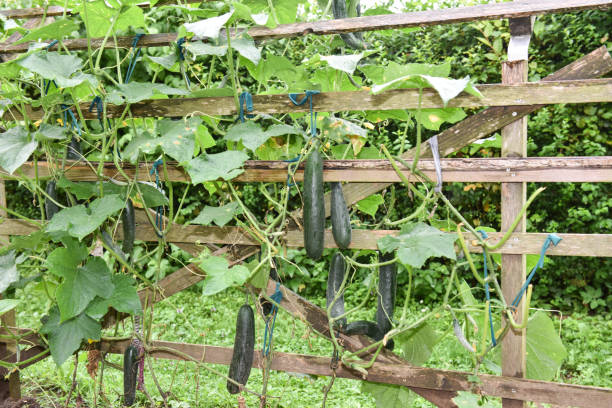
0;126;37;174
189;202;242;227
86;274;141;319
199;256;250;296
56;257;114;321
186;151;249;184
40;306;101;366
378;222;457;268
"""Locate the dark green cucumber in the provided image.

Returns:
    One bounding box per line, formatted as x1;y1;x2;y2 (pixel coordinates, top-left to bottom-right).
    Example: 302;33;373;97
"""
227;304;255;394
101;230;127;262
123;344;139;406
326;253;346;329
122;199;135;256
45;181;59;220
66;136;82;161
344;320;394;350
330;182;351;249
303;149;324;260
376;252;397;336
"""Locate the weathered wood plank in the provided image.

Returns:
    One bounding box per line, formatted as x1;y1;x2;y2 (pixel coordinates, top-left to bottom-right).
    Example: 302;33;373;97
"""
6;156;612;183
101;339;612;408
5;79;611;121
325;46;612;218
2;0;610;52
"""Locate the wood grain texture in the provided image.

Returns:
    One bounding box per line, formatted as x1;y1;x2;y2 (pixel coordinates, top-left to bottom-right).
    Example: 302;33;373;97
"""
6;156;612;183
1;0;610;52
6;79;611;120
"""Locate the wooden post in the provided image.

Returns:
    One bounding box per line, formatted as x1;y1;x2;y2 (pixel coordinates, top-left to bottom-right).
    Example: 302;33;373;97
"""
501;17;531;408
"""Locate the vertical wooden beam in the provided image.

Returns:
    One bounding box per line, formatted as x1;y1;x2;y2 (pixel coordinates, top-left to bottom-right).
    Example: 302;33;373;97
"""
501;17;531;408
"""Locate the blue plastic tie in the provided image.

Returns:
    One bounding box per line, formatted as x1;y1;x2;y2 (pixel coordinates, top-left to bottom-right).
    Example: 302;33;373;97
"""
149;159;165;237
176;37;191;86
239;91;255;122
61;104;82;136
125;33;144;84
89;96;105;129
478;230;497;347
45;39;58;50
262;282;283;357
283;155;301;187
288;90;320;138
511;233;562;308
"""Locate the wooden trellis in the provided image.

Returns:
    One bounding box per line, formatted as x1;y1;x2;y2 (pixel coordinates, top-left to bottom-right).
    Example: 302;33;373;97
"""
1;1;612;407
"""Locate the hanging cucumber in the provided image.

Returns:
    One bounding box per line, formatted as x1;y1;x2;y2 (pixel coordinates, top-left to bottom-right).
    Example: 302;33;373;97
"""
332;0;366;49
303;149;324;260
344;320;394;350
66;136;82;161
123;344;139;406
330;182;351;249
122;199;135;257
44;181;59;220
376;252;397;336
101;230;127;263
227;304;255;394
327;252;347;329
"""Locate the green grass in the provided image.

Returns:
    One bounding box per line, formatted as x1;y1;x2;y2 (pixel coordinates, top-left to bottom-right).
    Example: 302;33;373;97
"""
14;283;611;407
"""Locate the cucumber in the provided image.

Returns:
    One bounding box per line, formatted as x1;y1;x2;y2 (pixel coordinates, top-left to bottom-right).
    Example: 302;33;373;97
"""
345;320;394;350
101;230;127;263
376;252;397;336
330;182;351;249
66;136;82;161
303;149;324;260
326;253;347;329
123;344;139;406
122;199;135;256
227;304;255;394
45;181;59;220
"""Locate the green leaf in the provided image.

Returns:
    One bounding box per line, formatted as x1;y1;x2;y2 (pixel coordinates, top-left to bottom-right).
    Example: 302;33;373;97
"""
319;117;367;142
453;391;500;408
15;19;79;45
320;53;365;75
361;382;415;408
86;274;141;319
413;108;466;131
185;42;228;57
377;222;457;268
46;239;88;277
46;195;125;241
186;151;249;184
40;306;101;366
396;322;440;365
56;257;114;321
0;299;20;316
110;82;188;104
18;53;96;88
225;122;302;151
0;126;37;174
195;125;216;153
458;279;478;307
0;252;19;293
78;1;145;37
199;256;250;296
189;202;242;227
35;124;68;141
372;73;476;106
356;194;384;218
183;11;234;40
526;311;567;381
231;36;261;65
147;54;178;71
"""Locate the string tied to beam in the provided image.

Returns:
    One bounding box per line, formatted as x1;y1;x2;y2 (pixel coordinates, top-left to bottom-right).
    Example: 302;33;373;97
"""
125;33;145;84
239;91;255;122
149;158;166;238
288;90;320;139
478;230;497;347
262;282;283;357
510;233;562;309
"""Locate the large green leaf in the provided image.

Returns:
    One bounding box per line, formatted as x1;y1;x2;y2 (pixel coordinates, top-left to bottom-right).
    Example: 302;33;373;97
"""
372;74;478;106
414;108;466;131
108;82;188;104
361;382;415;408
46;239;88;277
18;53;96;88
0;252;19;293
40;306;101;366
453;392;500;408
396;322;441;365
199;256;250;296
14;19;79;45
0;299;20;317
186;151;249;184
77;0;145;37
224;121;302;151
355;194;384;218
183;11;233;40
0;126;37;174
188;202;242;227
185;42;228;58
35;124;68;141
526;311;567;381
230;37;261;65
86;274;141;319
320;53;365;75
377;222;457;268
56;257;114;321
46;195;125;241
123;118;199;163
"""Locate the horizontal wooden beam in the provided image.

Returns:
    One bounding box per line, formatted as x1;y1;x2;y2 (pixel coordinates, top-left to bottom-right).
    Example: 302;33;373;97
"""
1;218;609;257
7;79;612;121
1;0;610;53
5;156;612;183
